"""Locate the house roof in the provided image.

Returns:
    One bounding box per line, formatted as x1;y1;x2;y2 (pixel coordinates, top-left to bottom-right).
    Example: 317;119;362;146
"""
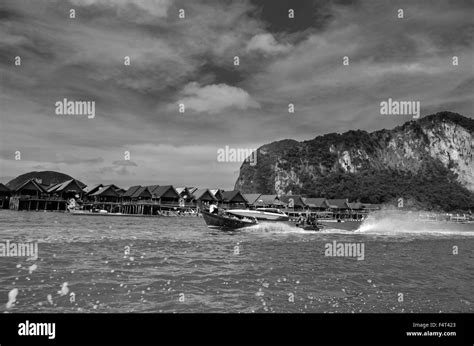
304;198;327;208
84;183;122;194
326;199;349;209
123;185;142;197
222;190;248;203
147;185;179;198
176;187;195;199
193;188;217;201
253;194;287;206
188;187;198;195
83;183;103;194
131;186;151;198
254;194;278;204
46;182;62;193
55;179;74;192
90;185;120;197
210;189;224;200
0;183;10;192
347;202;363;210
279;195;306;207
109;185;124;195
146;185;160;196
14;179;47;193
243;193;262;205
175;187;186;194
47;179;84;193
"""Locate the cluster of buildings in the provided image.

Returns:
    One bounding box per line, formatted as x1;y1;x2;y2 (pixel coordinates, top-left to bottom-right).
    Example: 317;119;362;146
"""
0;178;380;219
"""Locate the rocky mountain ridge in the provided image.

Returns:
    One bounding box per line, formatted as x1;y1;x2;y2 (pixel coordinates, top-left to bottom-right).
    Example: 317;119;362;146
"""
234;111;473;210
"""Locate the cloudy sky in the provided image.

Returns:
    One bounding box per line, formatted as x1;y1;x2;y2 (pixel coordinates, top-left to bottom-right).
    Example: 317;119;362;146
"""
0;0;472;189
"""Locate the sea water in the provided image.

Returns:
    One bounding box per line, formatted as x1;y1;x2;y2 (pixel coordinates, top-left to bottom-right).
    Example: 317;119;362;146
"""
0;210;472;313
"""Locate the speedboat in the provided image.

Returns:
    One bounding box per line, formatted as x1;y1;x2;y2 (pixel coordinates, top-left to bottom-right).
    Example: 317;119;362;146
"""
202;210;257;230
225;208;290;222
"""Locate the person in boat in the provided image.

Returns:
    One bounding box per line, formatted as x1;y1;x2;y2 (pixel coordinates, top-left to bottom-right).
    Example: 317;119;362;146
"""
297;213;305;227
209;203;218;214
240;216;257;224
67;198;76;212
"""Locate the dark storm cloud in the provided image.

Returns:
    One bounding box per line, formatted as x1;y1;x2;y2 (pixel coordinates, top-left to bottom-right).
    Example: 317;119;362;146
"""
251;0;357;34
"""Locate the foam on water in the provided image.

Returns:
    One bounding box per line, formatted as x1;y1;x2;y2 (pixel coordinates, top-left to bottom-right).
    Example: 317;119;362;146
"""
243;222;318;234
6;288;18;309
244;223;366;235
317;228;355;234
356;213;474;237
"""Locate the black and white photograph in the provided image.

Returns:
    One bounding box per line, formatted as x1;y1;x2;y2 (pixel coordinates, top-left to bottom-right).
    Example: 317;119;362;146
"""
0;0;473;345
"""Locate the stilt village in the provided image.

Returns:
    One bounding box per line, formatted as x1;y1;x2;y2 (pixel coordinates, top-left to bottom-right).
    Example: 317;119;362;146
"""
0;176;380;221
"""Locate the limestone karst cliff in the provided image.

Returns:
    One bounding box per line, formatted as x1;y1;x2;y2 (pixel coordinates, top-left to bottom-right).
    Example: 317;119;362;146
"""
234;112;473;210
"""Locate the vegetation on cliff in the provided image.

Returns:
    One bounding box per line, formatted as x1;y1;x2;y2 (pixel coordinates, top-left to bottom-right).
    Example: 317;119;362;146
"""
235;112;474;211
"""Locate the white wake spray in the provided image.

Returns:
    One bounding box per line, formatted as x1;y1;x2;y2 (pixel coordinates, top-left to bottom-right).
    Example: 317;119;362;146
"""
356;211;474;237
244;222;318;234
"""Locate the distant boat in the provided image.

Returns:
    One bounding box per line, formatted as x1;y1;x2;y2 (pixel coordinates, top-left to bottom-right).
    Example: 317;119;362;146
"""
202;210;257;230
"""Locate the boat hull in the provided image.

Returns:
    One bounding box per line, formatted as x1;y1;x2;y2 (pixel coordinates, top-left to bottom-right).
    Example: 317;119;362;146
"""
202;211;256;230
296;223;323;231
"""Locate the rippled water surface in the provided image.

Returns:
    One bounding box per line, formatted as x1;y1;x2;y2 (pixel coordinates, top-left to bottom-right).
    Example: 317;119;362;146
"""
0;210;473;313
